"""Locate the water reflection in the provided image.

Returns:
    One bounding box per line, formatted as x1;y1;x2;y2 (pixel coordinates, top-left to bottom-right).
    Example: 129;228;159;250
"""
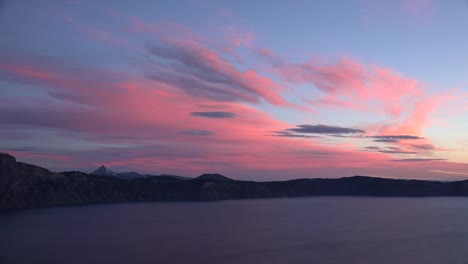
1;197;468;264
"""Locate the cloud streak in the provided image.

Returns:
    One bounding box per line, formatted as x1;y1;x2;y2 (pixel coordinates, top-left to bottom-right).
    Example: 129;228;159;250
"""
370;135;423;143
284;124;365;135
181;130;214;136
190;111;237;118
392;158;445;162
143;32;296;107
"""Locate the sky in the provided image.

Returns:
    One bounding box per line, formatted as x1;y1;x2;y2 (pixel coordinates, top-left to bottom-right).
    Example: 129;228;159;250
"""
2;0;468;180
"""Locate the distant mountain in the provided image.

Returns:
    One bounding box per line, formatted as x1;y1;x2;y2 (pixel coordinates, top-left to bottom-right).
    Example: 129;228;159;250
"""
3;152;468;209
91;165;191;180
92;165;117;176
196;173;233;182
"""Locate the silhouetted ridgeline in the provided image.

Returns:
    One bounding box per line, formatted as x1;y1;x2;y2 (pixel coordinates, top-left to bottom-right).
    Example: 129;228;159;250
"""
2;153;468;209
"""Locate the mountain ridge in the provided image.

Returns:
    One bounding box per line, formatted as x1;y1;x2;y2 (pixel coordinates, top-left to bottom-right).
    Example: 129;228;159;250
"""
91;165;192;180
2;153;468;209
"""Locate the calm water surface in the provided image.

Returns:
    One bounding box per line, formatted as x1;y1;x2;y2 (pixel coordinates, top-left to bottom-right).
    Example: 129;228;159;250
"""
2;197;468;264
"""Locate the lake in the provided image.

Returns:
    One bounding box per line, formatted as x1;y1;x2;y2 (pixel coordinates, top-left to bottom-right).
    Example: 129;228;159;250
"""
2;197;468;264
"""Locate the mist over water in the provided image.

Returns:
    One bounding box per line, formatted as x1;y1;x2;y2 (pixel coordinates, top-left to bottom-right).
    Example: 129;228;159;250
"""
2;197;468;264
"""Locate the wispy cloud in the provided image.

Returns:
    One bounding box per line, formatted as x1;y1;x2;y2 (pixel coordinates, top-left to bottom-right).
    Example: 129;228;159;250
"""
288;124;365;135
143;33;294;107
393;158;445;162
370;135;423;143
190;111;237;118
181;129;214;136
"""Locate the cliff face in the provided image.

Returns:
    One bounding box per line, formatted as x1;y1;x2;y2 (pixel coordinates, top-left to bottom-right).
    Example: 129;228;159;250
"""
0;153;18;195
0;153;18;203
0;153;64;208
2;153;468;209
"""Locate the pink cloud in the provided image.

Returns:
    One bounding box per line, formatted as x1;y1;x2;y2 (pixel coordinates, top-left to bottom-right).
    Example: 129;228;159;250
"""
268;54;467;143
381;90;463;136
275;57;422;120
381;97;437;136
0;57;406;178
136;26;297;108
2;13;466;180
